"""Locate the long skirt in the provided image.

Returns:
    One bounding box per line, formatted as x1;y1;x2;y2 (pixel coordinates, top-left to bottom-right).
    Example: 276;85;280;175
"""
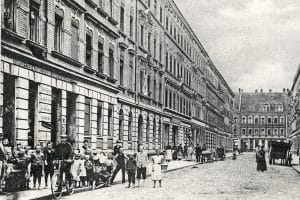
151;164;162;181
257;159;267;172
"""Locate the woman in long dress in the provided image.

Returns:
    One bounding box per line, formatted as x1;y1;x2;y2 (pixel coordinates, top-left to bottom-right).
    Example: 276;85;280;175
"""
152;150;164;188
256;145;267;172
165;145;172;162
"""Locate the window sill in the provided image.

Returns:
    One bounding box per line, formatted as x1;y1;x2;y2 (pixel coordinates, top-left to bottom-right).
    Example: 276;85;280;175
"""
2;28;25;43
51;51;83;68
107;76;117;83
118;41;129;49
108;17;118;26
84;65;97;74
96;71;106;79
85;0;97;8
97;7;109;17
118;85;126;91
128;37;135;45
118;30;127;38
26;39;47;59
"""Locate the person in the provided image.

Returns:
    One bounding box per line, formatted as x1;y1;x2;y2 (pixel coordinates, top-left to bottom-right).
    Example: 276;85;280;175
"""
184;144;188;159
106;155;114;174
84;155;93;187
187;145;193;160
165;145;172;162
151;150;164;188
256;145;267;172
81;140;90;156
202;144;207;163
43;142;55;188
54;135;74;190
195;144;202;163
24;146;31;189
136;145;148;187
172;146;177;160
126;154;137;188
0;138;6;192
31;145;44;189
99;152;107;166
71;152;82;188
177;144;183;160
110;148;126;184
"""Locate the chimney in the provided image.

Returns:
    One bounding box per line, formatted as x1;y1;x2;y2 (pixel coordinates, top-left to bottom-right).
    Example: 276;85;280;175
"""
255;89;258;93
260;89;263;93
269;89;272;93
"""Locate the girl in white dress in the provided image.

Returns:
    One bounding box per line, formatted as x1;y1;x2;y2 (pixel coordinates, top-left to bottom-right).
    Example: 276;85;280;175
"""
151;150;164;188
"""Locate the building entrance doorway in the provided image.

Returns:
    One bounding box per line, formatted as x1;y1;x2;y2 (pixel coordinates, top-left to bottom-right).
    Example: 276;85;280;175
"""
51;88;62;146
172;126;178;146
28;81;38;148
66;92;77;143
138;115;143;145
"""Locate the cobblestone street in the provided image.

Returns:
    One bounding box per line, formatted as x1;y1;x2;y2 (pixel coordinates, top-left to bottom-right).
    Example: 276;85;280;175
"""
61;154;299;200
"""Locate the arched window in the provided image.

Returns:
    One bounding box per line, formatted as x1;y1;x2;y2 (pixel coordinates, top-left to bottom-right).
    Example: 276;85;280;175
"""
128;112;133;141
118;109;124;141
138;115;143;145
146;116;150;144
153;118;156;145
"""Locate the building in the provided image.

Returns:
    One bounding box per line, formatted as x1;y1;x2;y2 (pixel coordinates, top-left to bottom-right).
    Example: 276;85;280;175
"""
1;0;234;154
288;64;300;153
234;89;289;151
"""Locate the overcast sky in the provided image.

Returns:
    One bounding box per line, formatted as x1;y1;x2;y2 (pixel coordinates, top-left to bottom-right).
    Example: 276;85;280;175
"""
174;0;300;93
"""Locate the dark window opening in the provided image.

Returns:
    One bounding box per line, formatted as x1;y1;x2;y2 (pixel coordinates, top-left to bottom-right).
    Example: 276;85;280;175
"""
86;34;92;67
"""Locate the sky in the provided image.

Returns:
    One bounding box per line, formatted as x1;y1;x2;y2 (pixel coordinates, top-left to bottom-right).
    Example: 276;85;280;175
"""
174;0;300;93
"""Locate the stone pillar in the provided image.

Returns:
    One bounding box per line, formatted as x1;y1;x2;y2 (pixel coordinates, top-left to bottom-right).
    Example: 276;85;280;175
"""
38;84;52;146
61;90;67;141
259;139;262;147
253;139;256;151
15;77;29;146
0;72;3;138
76;95;85;148
90;99;98;149
102;102;109;150
265;140;269;150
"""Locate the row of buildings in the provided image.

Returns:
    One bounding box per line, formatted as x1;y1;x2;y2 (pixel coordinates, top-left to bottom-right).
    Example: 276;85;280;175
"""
1;0;235;153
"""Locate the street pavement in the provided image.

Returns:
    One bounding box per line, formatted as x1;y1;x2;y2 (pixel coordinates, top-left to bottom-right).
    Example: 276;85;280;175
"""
60;153;300;200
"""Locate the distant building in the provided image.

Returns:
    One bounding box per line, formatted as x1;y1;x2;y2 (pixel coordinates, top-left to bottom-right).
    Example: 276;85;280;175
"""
234;89;289;151
288;64;300;152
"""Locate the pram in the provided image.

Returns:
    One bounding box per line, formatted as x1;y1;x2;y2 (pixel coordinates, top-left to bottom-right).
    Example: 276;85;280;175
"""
4;162;28;192
90;164;111;190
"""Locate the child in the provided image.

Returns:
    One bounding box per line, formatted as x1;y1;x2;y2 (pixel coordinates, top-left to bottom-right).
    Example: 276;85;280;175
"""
71;153;82;188
31;145;44;190
84;155;93;187
126;154;137;188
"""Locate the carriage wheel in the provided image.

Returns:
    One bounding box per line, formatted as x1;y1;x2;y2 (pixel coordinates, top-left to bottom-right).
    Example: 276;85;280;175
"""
51;172;63;199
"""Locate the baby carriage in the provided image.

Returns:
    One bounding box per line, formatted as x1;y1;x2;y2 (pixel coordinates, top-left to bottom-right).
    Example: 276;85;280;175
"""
90;164;111;190
4;161;28;192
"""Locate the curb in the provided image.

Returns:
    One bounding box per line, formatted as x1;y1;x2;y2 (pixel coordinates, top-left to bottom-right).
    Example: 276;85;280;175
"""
292;165;300;174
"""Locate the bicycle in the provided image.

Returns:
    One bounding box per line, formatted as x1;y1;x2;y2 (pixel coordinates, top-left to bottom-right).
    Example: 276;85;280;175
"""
51;160;74;199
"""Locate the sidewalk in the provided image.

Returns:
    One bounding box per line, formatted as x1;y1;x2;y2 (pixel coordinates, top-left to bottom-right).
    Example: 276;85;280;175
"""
291;154;300;174
5;152;239;200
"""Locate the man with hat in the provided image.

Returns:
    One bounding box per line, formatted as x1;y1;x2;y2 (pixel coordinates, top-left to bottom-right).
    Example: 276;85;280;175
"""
43;142;55;188
110;148;126;184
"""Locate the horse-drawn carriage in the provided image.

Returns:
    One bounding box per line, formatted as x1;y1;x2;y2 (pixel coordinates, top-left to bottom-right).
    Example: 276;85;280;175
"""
269;141;292;166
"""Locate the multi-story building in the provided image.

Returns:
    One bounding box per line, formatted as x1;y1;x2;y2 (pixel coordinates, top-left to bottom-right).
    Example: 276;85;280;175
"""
234;89;289;151
288;64;300;153
1;0;234;154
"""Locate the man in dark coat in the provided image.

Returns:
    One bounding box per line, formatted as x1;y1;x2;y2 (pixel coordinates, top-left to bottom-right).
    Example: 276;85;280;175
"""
256;145;267;172
110;148;126;184
195;144;202;163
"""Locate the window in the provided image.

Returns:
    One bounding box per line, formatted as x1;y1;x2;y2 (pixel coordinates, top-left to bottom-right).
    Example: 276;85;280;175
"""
119;109;124;141
166;17;169;30
165;89;168;107
109;0;113;17
254;116;259;124
71;20;79;60
267;116;272;124
159;43;162;62
54;13;63;52
242;116;246;124
165;53;169;71
280;116;285;124
254;129;259;136
97;101;103;136
248;129;252;136
129;15;133;38
159;7;163;23
98;41;104;73
148;32;151;52
109;48;114;78
159;80;162;102
154;0;157;15
128;112;133;141
267;129;272;136
4;0;16;30
120;6;124;32
129;54;134;89
242;128;246;135
153;37;157;58
274;128;278;136
169;91;172;108
248;116;252;124
148;0;151;7
29;1;40;42
261;116;265;124
119;50;124;86
84;97;91;136
99;0;105;8
108;104;113;136
273;117;278;124
86;33;92;67
140;25;144;46
169;55;172;73
261;129;265;136
146;117;150;144
153;118;156;144
280;129;284;136
147;75;151;97
140;70;144;93
153;78;157;101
